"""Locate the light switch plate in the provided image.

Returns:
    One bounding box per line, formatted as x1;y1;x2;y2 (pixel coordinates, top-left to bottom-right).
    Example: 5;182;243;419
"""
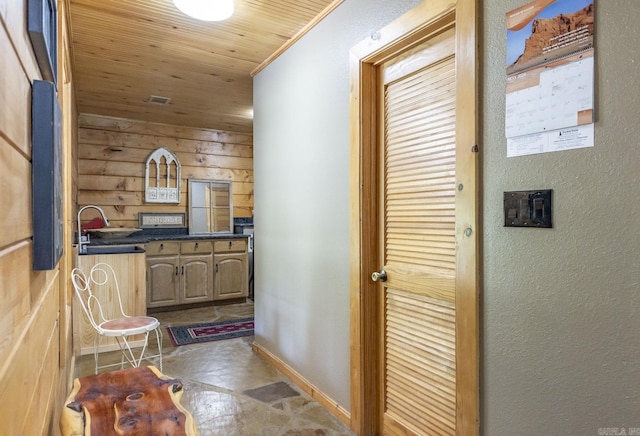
504;190;552;228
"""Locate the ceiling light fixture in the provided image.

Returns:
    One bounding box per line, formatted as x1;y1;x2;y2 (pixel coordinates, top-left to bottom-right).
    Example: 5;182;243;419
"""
173;0;234;21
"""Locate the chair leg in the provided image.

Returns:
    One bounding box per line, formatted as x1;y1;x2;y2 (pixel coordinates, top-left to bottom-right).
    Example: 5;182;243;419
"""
114;334;146;368
120;340;126;370
134;332;151;368
93;333;106;374
95;330;163;371
155;327;163;372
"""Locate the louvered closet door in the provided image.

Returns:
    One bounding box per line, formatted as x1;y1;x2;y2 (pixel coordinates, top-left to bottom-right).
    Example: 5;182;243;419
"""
380;28;457;435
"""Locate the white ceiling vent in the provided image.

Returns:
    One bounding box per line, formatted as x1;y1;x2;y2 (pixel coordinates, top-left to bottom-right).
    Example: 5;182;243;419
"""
148;95;171;105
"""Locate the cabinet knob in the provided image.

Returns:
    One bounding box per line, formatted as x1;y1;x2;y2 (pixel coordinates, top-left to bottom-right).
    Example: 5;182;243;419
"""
195;242;198;248
160;243;164;250
229;241;232;248
175;266;178;276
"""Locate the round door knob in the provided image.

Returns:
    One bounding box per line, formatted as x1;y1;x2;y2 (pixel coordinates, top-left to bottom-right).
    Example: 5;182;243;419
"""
371;269;387;282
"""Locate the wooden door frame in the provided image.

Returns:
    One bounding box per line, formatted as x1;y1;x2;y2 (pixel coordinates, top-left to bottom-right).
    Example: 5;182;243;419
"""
349;0;479;434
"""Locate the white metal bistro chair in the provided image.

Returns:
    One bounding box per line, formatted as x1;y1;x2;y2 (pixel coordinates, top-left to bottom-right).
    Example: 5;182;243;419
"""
71;262;162;374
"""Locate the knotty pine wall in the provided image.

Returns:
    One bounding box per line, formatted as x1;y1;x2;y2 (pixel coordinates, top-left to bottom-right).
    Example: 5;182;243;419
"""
0;0;77;434
78;114;254;228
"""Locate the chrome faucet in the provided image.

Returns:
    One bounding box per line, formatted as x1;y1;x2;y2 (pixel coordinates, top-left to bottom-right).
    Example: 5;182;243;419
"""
77;205;110;254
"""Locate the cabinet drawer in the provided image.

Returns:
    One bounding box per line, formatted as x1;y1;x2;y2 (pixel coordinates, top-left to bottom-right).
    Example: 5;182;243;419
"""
181;240;213;255
146;241;180;256
214;239;247;253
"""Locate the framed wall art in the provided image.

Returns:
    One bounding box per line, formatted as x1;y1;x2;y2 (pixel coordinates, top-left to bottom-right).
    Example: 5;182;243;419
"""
144;148;181;204
32;80;63;270
138;213;186;228
28;0;58;83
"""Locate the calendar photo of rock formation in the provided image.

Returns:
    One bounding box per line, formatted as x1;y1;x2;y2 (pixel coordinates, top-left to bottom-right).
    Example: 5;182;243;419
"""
507;0;594;75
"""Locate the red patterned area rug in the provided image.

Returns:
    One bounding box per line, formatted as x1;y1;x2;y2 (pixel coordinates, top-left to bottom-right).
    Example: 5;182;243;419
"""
167;317;254;346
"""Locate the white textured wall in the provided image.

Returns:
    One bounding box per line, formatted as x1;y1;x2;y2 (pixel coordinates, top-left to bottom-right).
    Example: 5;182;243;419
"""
253;0;421;410
482;0;640;434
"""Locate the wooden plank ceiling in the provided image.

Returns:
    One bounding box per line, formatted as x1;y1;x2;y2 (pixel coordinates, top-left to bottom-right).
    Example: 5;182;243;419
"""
68;0;337;133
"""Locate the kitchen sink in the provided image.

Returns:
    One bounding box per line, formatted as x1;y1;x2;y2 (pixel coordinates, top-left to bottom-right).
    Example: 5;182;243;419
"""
87;227;142;239
80;245;145;255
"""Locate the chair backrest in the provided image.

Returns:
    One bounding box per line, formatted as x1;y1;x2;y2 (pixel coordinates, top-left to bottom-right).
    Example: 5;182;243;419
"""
71;262;130;331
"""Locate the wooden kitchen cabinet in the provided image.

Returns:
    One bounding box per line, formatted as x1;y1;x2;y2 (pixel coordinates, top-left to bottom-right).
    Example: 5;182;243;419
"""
214;239;248;300
180;241;213;304
146;240;213;308
146;239;247;308
147;256;180;307
146;242;180;308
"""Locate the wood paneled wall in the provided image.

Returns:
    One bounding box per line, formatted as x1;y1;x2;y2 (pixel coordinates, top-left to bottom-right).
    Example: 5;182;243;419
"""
0;0;76;434
78;114;254;228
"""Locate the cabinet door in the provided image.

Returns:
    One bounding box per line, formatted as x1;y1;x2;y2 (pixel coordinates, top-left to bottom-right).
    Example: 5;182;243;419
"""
147;256;180;308
181;255;213;303
214;253;248;300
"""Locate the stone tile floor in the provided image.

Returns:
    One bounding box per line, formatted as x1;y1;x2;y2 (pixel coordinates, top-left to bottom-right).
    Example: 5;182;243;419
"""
74;301;355;436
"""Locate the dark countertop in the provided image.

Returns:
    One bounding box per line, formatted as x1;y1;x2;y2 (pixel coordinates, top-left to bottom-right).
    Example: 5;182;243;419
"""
86;230;248;247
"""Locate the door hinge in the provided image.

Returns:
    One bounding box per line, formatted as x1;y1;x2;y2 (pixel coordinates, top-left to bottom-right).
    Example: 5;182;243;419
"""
471;144;479;153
